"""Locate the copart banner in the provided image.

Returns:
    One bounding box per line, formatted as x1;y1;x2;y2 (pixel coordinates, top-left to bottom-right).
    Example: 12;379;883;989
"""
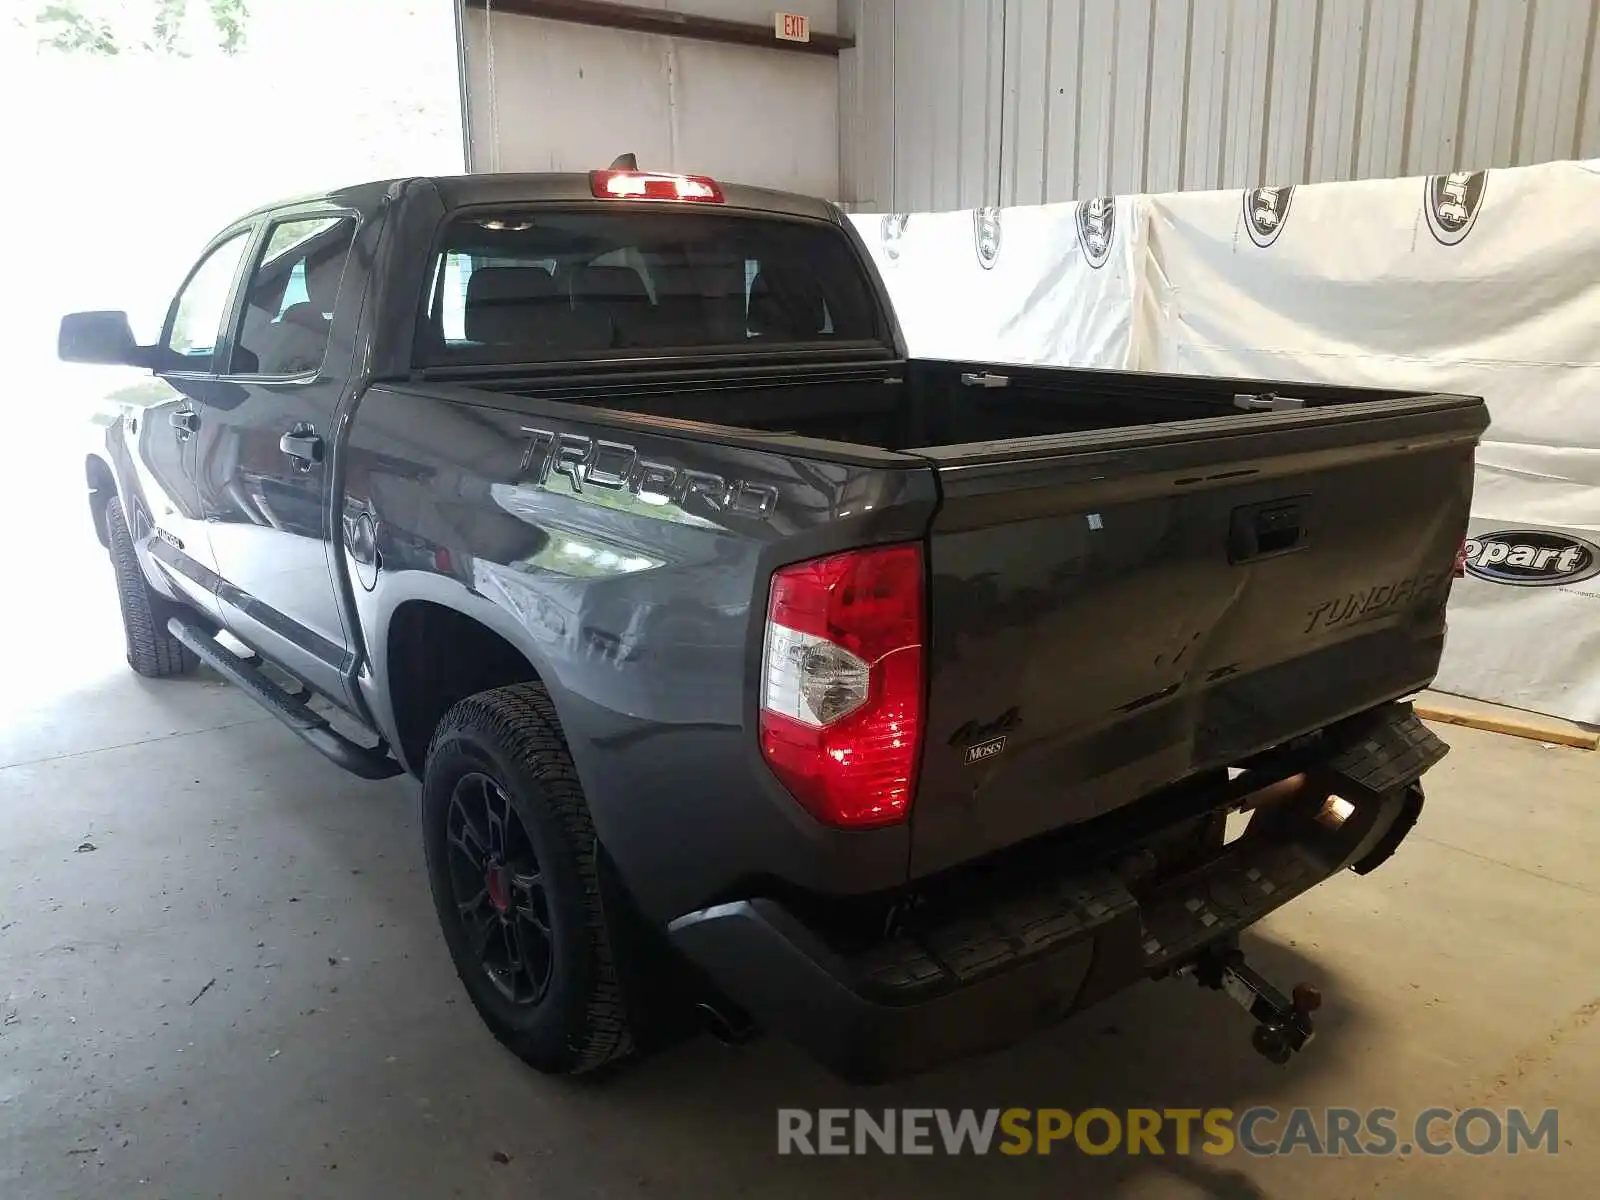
851;160;1600;723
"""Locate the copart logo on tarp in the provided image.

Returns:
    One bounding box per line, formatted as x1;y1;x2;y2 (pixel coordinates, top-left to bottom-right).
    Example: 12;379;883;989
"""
1244;186;1295;247
880;213;909;263
1424;171;1488;246
973;206;1002;269
1463;529;1600;587
1076;197;1115;269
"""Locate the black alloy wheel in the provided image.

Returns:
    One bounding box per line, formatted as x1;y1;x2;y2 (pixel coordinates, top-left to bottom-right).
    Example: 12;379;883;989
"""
422;682;638;1075
445;772;555;1006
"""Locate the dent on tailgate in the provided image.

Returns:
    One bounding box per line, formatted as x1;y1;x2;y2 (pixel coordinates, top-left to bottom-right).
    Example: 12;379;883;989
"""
906;401;1484;878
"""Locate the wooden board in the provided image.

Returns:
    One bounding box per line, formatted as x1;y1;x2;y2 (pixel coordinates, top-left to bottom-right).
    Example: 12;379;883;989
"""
1414;699;1599;751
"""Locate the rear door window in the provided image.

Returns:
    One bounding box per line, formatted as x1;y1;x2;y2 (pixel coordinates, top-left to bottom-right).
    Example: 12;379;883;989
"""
418;210;881;366
232;215;358;376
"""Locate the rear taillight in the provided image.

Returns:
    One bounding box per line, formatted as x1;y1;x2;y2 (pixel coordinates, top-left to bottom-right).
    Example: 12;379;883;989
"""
759;544;925;829
589;169;725;203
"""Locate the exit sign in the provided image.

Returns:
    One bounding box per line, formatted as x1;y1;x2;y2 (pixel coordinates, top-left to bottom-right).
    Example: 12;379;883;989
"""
775;11;810;42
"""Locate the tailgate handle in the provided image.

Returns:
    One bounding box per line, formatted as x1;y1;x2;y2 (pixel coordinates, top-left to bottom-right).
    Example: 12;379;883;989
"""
960;371;1010;388
1230;499;1309;563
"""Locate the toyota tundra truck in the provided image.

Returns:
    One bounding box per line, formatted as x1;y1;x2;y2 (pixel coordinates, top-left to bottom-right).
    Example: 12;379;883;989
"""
60;165;1487;1082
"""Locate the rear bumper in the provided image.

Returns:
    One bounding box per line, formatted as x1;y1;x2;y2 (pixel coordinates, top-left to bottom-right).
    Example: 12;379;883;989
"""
668;705;1443;1083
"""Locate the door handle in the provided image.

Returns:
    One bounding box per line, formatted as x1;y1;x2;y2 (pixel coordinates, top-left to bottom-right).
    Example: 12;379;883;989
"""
280;427;324;468
959;371;1011;388
170;408;200;436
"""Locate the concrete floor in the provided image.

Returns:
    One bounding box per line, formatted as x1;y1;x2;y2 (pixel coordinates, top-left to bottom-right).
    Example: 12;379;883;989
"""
3;492;1598;1198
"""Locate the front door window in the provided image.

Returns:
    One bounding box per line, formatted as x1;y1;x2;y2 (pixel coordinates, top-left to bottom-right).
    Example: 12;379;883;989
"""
163;232;251;371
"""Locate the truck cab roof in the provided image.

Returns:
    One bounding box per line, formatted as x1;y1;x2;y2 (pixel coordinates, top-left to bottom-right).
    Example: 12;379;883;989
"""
240;172;843;225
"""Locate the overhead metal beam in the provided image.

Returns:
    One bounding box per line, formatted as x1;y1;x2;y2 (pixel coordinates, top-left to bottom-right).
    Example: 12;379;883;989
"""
464;0;854;58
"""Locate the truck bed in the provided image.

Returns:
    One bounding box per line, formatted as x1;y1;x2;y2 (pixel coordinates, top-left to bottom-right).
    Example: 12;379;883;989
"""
431;355;1486;878
447;356;1430;451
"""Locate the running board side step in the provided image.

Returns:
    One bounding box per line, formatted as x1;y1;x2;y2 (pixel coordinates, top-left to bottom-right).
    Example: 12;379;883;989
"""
167;617;403;780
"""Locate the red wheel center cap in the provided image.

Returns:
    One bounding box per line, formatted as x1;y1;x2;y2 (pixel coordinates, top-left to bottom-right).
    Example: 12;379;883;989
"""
486;864;509;913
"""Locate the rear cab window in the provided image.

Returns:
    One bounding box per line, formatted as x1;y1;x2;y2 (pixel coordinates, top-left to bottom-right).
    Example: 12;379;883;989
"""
416;208;883;366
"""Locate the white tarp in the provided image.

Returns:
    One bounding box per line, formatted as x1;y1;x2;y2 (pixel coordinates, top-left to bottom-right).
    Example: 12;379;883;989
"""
856;199;1147;369
851;160;1600;723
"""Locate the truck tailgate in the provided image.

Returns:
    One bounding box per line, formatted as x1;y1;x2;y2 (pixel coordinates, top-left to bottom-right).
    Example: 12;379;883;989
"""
908;395;1488;878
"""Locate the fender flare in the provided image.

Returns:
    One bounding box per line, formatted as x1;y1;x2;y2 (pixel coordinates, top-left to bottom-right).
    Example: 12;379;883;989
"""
358;570;579;776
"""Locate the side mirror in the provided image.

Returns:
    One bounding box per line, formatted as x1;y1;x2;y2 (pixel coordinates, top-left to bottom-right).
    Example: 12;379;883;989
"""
58;311;149;367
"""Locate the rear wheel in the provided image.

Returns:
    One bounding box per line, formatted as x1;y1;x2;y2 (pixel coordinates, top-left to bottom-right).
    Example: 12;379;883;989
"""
104;496;197;678
422;683;636;1076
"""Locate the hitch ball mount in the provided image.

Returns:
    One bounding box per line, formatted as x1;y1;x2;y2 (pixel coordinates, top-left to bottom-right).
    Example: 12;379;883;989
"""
1181;942;1321;1065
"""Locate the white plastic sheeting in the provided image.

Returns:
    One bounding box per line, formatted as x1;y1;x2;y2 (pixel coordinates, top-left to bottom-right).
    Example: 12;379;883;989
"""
852;159;1600;723
865;200;1150;370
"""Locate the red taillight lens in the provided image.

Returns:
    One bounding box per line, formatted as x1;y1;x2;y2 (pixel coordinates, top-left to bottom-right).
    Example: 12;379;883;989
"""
759;544;925;829
589;169;725;203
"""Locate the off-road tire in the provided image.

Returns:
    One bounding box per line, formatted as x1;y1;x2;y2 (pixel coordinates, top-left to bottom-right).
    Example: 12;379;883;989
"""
423;682;636;1076
104;496;197;678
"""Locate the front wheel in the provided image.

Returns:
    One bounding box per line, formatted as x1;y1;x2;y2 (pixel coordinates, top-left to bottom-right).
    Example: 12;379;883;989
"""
103;496;197;678
422;683;636;1076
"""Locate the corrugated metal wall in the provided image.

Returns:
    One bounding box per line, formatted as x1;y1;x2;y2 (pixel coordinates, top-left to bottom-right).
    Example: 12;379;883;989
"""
839;0;1600;210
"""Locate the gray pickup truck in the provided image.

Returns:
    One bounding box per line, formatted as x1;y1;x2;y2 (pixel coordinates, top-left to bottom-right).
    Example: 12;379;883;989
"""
60;164;1485;1081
